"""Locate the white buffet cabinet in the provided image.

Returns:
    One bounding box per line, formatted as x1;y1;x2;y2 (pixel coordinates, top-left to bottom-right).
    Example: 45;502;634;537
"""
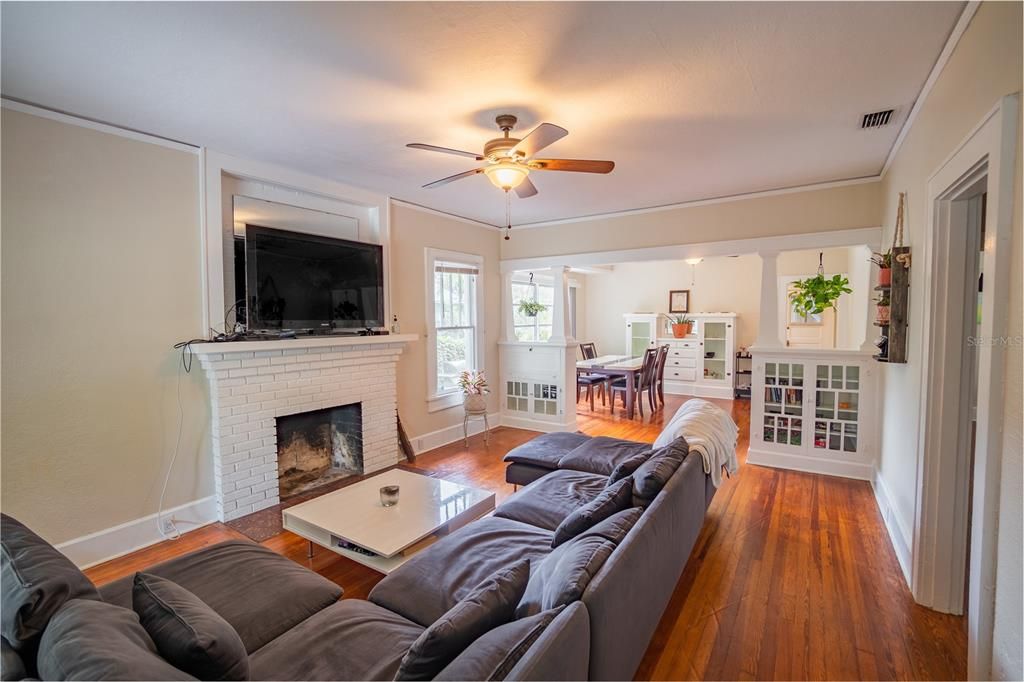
624;312;737;400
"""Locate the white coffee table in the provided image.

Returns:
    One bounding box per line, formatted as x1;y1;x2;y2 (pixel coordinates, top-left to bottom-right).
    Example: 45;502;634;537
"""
282;468;496;574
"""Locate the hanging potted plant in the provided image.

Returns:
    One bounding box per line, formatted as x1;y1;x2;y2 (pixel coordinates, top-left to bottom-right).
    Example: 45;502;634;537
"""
870;250;893;286
457;370;489;412
789;273;853;319
875;292;891;324
667;314;694;338
517;299;546;317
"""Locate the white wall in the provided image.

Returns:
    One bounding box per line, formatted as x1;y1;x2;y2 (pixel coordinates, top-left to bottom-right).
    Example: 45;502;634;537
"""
875;2;1022;678
580;248;859;355
1;109;210;544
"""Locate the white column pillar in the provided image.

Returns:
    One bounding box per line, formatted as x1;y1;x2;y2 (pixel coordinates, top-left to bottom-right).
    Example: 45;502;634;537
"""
549;266;574;345
753;250;784;349
500;270;515;343
853;245;877;352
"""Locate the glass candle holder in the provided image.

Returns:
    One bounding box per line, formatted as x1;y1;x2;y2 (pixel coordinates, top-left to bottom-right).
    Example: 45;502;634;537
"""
379;485;400;507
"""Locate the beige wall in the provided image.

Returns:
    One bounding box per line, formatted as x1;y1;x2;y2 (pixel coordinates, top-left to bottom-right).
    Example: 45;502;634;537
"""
500;181;881;260
875;2;1022;678
388;204;502;445
1;110;210;544
580;248;858;356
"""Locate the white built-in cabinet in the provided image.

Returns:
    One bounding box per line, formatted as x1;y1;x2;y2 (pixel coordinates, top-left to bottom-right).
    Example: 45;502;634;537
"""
747;350;877;480
623;313;737;400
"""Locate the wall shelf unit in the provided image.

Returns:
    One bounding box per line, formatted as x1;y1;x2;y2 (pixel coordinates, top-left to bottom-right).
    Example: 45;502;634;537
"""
873;246;910;364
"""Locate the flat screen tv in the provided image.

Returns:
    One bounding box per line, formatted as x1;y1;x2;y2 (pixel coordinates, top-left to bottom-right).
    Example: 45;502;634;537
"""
243;225;384;332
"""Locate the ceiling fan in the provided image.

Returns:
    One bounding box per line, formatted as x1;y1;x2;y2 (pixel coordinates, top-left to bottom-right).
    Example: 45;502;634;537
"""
407;114;614;199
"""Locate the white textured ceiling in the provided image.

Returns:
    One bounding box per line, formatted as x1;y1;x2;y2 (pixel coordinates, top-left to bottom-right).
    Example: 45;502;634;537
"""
1;2;962;226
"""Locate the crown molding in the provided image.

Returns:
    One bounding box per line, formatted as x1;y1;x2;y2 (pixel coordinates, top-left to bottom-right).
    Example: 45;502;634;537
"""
388;198;501;230
880;1;980;177
2;97;199;153
509;175;881;230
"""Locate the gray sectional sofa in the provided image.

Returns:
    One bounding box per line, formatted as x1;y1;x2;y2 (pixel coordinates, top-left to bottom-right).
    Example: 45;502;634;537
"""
1;431;715;681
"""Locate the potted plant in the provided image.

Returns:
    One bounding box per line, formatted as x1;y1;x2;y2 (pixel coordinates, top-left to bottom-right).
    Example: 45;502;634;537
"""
870;250;893;287
667;314;694;338
517;299;546;317
789;273;853;319
457;370;489;412
875;292;891;324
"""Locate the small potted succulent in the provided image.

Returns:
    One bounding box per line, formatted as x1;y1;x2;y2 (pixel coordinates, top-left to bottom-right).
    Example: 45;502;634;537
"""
517;299;546;317
875;292;891;324
457;370;489;413
870;250;893;287
668;314;694;338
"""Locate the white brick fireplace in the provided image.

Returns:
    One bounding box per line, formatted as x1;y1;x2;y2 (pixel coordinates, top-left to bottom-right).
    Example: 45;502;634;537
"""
191;335;417;521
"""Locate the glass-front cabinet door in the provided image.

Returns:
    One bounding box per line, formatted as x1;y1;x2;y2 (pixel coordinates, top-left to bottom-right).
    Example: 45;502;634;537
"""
813;363;860;453
700;319;734;383
762;361;804;447
624;314;658;358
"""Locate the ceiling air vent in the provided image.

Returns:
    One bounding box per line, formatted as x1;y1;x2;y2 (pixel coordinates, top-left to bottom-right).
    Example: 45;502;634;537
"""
860;109;895;129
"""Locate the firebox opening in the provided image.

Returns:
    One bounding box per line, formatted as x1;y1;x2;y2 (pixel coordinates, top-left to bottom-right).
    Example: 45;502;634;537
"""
277;403;363;499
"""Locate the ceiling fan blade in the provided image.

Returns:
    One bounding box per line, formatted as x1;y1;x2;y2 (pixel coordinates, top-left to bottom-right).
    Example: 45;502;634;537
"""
422;167;483;189
514;176;538;198
407;143;483;160
530;159;615;173
511;123;568;158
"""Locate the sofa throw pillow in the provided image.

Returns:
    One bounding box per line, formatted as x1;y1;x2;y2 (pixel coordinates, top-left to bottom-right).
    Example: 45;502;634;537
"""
37;599;194;681
551;476;633;548
395;560;530;681
433;606;565;681
631;438;689;505
607;452;649;485
132;573;249;681
0;514;100;654
1;637;26;682
517;507;645;620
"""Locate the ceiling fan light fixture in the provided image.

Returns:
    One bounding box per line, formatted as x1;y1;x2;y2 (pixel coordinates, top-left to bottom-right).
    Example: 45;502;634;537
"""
484;162;529;190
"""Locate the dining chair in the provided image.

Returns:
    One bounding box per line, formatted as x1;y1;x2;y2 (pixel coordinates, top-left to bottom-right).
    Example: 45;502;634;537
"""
652;344;669;409
576;341;606;411
609;347;658;417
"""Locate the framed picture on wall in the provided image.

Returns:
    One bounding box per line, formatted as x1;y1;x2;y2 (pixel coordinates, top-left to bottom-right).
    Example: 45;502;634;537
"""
669;289;690;313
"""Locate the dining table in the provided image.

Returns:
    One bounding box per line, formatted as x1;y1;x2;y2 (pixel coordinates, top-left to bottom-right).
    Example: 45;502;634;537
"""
576;354;645;419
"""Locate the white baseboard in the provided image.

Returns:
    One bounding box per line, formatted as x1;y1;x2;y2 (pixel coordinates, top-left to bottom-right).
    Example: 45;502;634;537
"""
498;414;575;434
746;447;874;481
871;471;913;587
55;496;218;569
410;412;502;455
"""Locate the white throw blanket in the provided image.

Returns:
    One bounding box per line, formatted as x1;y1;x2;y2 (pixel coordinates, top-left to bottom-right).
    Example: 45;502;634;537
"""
653;399;739;487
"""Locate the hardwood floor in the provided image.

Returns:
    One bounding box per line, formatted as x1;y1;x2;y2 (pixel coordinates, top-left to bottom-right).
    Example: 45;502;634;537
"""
84;395;967;680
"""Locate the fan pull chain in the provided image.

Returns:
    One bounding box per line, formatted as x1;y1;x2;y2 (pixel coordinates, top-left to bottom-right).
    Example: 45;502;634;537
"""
504;189;512;241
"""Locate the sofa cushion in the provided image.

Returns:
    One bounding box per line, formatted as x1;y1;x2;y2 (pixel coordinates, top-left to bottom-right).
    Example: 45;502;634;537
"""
493;470;609;531
132;573;248;681
99;540;341;653
0;514;100;655
557;436;653;477
631;438;689;505
395;560;530;681
517;509;641;618
369;516;553;627
37;599;194;681
608;452;650;484
248;599;422;681
1;638;26;682
434;606;565;681
502;432;592;469
551;476;634;547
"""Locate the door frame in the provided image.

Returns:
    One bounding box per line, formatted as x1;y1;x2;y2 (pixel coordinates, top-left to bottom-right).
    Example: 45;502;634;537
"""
913;94;1018;680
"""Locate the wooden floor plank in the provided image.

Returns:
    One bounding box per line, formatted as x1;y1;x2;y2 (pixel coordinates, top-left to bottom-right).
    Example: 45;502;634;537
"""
84;394;967;680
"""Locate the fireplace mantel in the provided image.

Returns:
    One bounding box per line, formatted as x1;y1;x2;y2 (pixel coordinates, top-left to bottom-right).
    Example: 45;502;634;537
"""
194;334;416;521
189;333;419;355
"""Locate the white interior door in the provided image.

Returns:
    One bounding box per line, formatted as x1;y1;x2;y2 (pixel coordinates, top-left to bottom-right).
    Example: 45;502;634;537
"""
780;276;836;349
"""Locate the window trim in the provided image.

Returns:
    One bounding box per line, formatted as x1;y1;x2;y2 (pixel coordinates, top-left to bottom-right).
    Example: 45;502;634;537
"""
425;248;485;412
511;278;555;343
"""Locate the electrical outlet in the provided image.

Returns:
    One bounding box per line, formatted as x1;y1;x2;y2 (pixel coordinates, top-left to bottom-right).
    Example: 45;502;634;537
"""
160;517;176;534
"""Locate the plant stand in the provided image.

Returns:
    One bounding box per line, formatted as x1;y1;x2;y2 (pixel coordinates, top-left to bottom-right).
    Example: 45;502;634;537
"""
463;394;489;447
